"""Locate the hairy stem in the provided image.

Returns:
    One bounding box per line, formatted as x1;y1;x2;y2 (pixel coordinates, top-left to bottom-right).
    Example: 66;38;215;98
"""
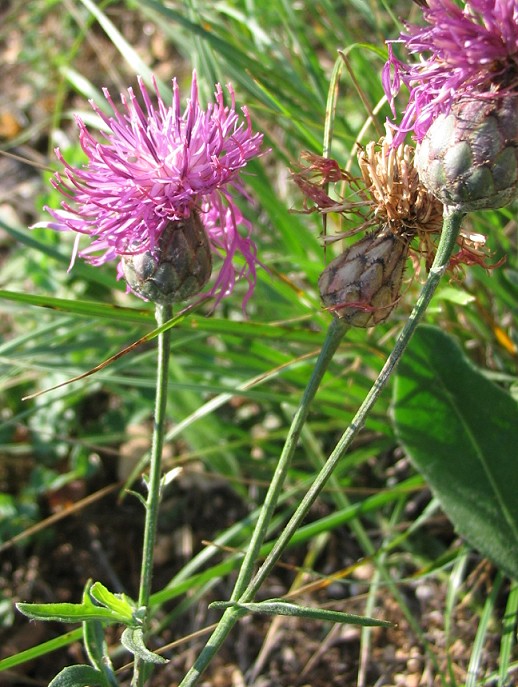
133;303;172;687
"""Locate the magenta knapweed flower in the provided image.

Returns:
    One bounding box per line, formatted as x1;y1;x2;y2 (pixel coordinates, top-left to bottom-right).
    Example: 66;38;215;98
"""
383;0;518;145
41;73;265;307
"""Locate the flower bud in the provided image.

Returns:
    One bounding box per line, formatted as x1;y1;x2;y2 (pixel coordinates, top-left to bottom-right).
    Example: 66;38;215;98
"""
122;212;212;304
318;226;411;327
416;95;518;211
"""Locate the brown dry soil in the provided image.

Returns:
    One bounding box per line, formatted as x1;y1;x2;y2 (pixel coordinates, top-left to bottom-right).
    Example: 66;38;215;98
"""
0;458;511;687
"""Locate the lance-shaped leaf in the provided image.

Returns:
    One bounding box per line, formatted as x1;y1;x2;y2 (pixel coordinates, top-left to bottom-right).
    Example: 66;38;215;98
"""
210;599;392;627
17;580;140;626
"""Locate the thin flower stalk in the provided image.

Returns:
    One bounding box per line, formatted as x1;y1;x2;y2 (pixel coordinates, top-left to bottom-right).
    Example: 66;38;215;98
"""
176;316;347;686
133;302;172;687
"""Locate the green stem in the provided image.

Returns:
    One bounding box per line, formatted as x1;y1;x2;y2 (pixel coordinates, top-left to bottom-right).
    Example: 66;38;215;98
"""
178;316;349;686
133;303;173;687
244;207;463;598
178;208;463;686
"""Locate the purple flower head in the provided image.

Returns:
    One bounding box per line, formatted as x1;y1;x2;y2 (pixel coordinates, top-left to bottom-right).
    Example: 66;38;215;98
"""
42;72;265;308
383;0;518;145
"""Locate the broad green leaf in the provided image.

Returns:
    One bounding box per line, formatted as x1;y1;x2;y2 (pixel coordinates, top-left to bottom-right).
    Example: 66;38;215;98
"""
48;665;106;687
121;628;168;664
392;325;518;580
210;599;392;627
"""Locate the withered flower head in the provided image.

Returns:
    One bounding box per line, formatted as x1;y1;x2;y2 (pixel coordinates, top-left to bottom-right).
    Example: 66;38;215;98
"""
356;135;444;236
293;135;494;326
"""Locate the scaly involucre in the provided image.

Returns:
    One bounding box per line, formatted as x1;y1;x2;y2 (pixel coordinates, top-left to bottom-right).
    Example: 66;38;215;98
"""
43;73;265;307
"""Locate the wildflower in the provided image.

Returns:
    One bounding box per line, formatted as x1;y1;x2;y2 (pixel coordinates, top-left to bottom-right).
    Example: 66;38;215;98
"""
40;73;264;307
383;0;518;210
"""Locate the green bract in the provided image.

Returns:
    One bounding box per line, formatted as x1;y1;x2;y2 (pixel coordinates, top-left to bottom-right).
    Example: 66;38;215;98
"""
416;95;518;211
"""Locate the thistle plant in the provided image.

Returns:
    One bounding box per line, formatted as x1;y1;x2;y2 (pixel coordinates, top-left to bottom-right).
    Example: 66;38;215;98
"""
175;135;478;685
175;3;517;683
41;73;263;308
6;2;516;686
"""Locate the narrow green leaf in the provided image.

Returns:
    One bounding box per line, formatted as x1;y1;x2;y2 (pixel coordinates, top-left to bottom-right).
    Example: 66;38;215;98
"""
82;619;108;674
210;599;392;627
466;572;504;687
0;288;322;344
89;582;138;625
120;628;168;665
16;601;120;624
393;325;518;580
77;0;156;89
0;629;82;673
0;289;152;324
48;664;106;687
81;582;111;673
17;583;140;626
499;581;518;686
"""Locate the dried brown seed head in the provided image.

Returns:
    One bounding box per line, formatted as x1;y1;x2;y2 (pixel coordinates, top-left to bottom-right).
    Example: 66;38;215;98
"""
357;137;443;236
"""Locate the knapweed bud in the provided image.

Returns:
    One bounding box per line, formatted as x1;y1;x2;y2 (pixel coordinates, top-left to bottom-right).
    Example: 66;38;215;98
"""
122;212;212;305
318;226;413;327
416;96;518;211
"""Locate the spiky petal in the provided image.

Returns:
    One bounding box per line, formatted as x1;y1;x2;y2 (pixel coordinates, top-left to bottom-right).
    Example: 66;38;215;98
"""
383;0;518;146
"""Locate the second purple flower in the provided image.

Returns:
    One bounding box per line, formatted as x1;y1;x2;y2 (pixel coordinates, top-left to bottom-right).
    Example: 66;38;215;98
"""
383;0;518;210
